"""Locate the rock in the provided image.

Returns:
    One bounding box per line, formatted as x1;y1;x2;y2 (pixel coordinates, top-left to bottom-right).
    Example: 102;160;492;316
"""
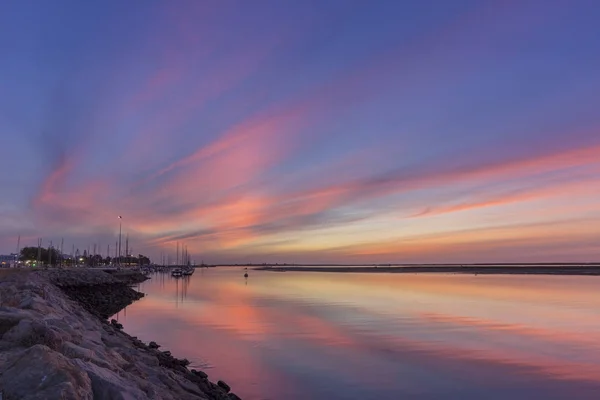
129;337;145;348
155;350;192;373
217;380;231;393
73;359;147;400
109;319;123;330
63;284;143;320
0;311;26;336
148;341;160;349
192;369;208;379
19;295;49;312
3;319;63;351
228;393;242;400
61;341;94;360
179;358;191;367
173;375;208;397
0;344;93;400
46;318;74;332
131;349;159;367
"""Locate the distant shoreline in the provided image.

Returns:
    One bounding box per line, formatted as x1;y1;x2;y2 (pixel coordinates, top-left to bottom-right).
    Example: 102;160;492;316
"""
253;264;600;276
212;262;600;267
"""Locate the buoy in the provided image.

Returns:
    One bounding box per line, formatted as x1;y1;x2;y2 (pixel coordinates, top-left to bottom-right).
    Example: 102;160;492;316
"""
244;273;248;278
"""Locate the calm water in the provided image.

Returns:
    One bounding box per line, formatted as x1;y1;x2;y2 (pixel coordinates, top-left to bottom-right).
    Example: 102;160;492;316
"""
115;267;600;399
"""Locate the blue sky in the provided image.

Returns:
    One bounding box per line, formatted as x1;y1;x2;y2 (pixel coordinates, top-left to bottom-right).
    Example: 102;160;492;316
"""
1;0;599;263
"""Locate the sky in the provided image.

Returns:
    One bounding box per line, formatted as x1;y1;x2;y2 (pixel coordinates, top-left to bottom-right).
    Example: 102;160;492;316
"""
0;0;599;264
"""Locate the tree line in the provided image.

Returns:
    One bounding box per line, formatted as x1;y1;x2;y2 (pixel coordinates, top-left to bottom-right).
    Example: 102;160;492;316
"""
19;247;151;267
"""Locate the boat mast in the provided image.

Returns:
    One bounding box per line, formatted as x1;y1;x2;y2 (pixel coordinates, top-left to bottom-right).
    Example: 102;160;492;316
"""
16;234;20;266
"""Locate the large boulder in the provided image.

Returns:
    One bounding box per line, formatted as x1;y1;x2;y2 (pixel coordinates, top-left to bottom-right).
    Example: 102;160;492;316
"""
61;341;95;360
19;295;50;312
73;359;148;400
0;344;93;400
60;341;113;370
0;310;28;337
2;319;64;351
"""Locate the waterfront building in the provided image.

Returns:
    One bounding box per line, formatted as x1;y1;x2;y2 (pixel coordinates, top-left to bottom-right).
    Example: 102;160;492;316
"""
0;253;18;267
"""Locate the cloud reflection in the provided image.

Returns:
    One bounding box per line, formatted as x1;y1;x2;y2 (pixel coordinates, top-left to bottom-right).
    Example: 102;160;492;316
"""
119;270;600;399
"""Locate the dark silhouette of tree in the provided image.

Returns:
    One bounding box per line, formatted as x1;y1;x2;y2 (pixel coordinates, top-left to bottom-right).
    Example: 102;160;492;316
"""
19;247;150;267
19;246;61;265
19;247;38;262
90;254;103;266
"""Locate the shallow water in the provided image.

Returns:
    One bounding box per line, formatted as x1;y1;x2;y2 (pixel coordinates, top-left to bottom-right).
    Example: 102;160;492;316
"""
115;267;600;399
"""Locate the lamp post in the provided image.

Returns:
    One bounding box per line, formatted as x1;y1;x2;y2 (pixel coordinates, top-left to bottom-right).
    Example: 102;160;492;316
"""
118;216;123;267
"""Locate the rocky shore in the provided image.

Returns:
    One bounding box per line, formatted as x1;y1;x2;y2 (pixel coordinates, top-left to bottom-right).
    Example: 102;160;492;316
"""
0;269;241;400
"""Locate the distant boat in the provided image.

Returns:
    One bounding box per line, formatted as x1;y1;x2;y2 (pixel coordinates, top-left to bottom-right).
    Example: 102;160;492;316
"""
182;267;194;276
171;268;183;277
244;273;248;278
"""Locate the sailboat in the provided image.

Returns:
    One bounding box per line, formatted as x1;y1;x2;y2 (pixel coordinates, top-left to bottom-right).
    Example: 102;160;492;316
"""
171;268;183;277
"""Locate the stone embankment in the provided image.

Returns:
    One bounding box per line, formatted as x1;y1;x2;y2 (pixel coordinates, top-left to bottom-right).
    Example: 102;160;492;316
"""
0;269;241;400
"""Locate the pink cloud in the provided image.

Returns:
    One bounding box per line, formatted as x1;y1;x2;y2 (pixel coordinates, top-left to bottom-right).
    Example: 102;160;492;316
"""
412;174;600;218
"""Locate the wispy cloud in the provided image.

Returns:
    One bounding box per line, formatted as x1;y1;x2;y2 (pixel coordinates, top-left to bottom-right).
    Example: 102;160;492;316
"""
5;1;600;261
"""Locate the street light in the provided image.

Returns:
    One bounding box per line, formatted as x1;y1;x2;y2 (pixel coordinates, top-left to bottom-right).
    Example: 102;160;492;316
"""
118;216;123;267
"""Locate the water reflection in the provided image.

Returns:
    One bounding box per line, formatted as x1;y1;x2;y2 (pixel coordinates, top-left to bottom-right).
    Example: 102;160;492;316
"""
174;275;191;307
116;268;600;400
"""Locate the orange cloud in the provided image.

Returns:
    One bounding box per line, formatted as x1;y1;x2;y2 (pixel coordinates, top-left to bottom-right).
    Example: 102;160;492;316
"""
344;214;600;261
138;138;600;256
413;175;600;217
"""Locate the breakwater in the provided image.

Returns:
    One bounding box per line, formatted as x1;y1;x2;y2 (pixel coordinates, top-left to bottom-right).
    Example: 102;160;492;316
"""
0;269;241;400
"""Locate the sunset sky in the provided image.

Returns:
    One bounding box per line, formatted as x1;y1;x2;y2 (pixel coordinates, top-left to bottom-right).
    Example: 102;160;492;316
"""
1;0;599;263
